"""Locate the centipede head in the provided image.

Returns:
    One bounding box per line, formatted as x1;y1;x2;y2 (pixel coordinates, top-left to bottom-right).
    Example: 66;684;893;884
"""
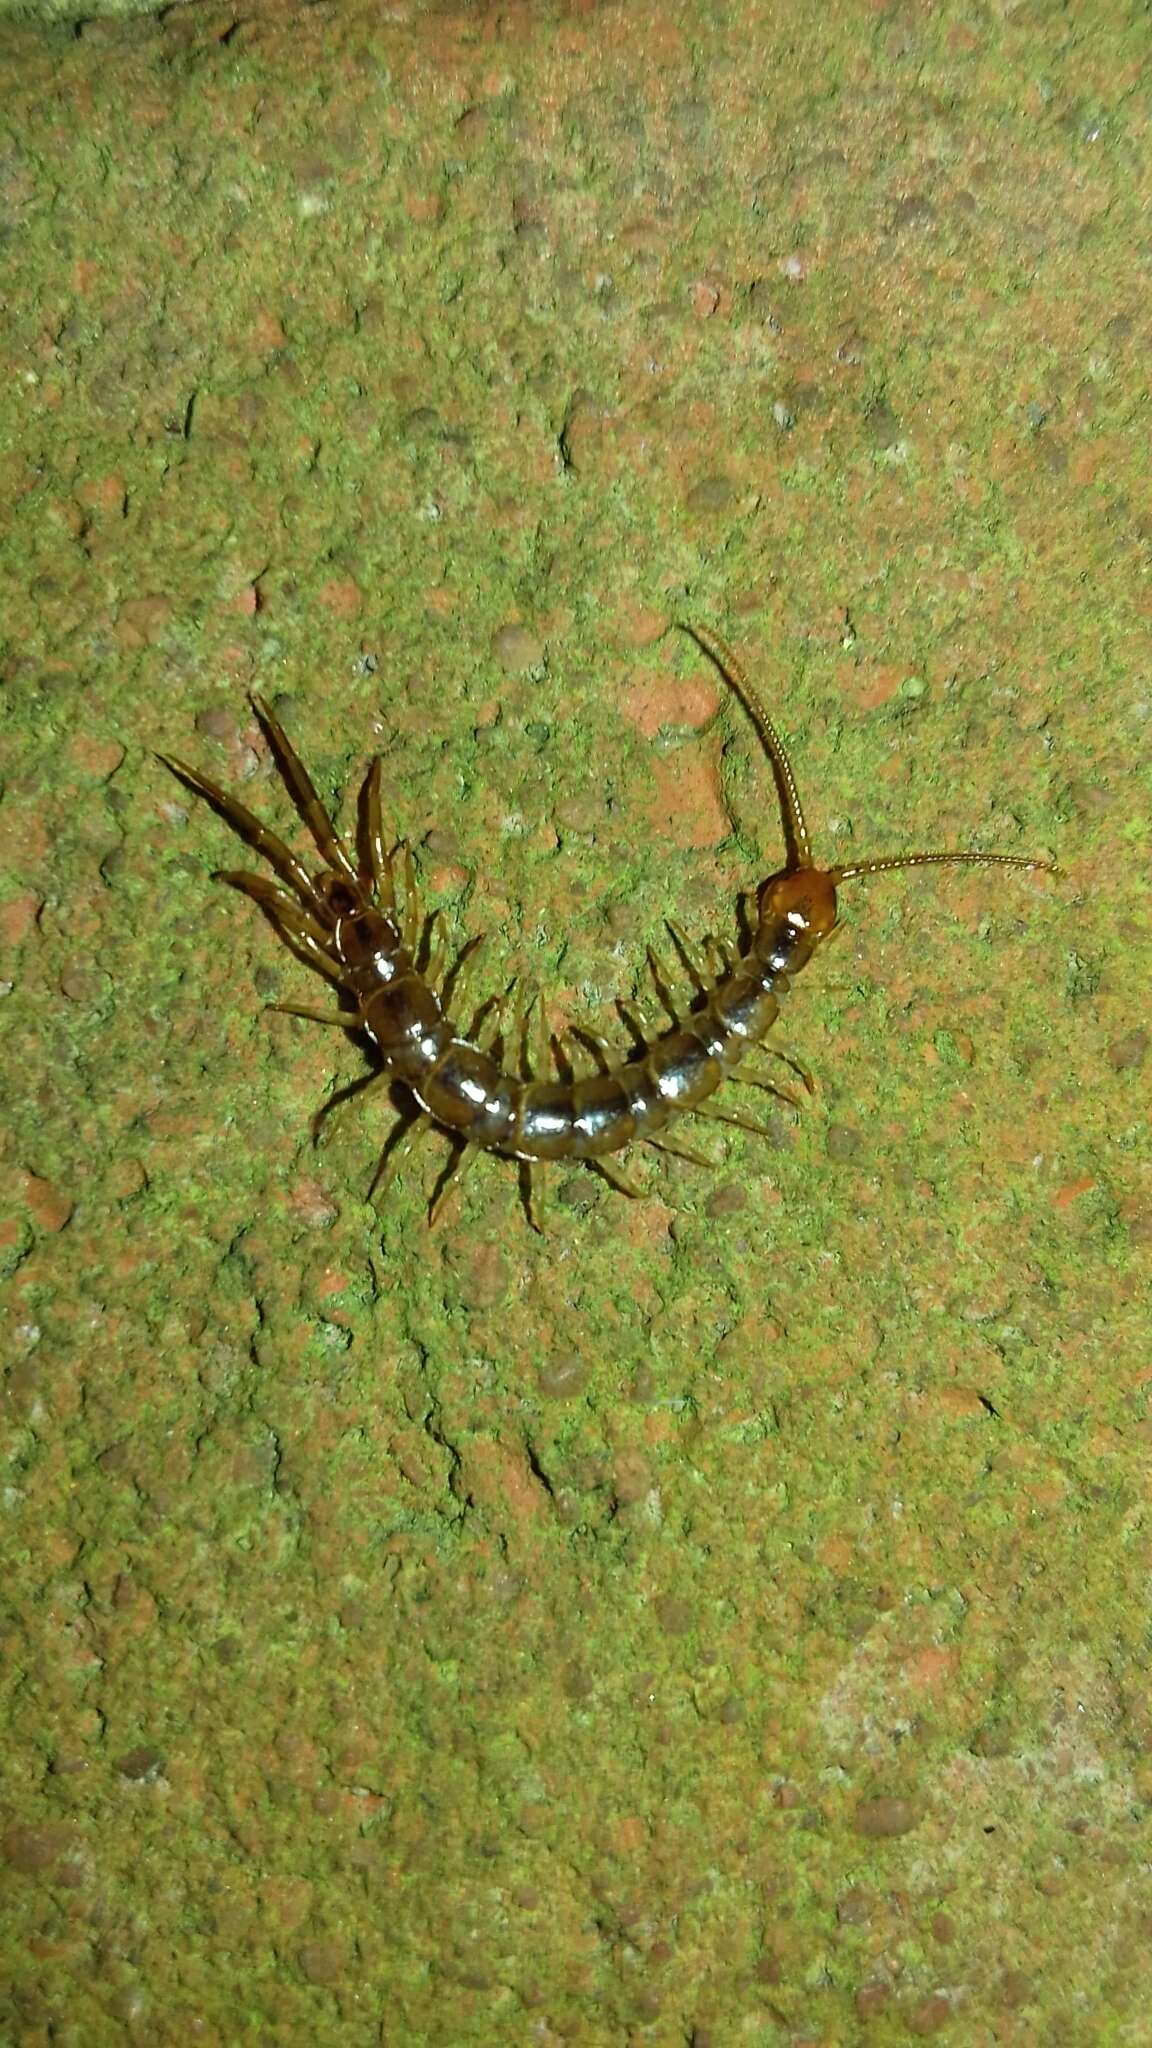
679;621;1057;940
760;848;1060;964
759;864;840;940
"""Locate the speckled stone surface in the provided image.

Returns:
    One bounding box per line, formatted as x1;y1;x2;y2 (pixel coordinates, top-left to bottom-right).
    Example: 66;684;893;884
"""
1;2;1149;2041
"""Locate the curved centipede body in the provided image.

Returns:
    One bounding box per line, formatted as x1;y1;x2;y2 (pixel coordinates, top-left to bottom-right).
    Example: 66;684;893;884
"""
160;623;1054;1228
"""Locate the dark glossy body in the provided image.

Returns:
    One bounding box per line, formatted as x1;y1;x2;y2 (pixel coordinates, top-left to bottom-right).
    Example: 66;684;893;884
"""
332;894;814;1163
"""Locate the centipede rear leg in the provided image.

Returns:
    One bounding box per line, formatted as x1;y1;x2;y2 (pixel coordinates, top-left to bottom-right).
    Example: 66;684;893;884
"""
355;758;397;906
159;754;326;914
251;694;361;885
215;869;344;984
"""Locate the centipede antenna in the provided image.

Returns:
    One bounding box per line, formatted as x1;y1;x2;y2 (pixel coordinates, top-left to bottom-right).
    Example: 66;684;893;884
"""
834;850;1059;884
678;620;814;871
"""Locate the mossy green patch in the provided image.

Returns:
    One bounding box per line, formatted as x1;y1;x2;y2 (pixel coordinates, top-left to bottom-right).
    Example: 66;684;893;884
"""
1;0;1150;2040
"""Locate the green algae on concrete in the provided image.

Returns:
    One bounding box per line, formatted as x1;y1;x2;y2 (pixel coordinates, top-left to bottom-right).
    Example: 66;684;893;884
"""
1;0;1150;2041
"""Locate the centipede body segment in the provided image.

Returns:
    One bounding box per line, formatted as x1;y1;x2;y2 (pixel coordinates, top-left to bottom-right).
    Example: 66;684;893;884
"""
160;623;1054;1228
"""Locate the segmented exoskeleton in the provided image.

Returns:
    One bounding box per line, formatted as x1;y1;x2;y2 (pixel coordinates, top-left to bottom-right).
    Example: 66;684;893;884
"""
161;623;1054;1226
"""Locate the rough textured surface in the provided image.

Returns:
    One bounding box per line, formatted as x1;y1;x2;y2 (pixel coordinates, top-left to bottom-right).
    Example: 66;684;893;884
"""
1;2;1149;2041
0;0;153;22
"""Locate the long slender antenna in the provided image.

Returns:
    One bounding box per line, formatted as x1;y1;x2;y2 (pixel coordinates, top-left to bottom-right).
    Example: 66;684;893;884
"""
836;849;1058;883
678;620;813;871
679;620;1058;886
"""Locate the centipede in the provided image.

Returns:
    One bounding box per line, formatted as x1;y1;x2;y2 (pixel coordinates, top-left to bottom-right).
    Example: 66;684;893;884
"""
160;622;1055;1228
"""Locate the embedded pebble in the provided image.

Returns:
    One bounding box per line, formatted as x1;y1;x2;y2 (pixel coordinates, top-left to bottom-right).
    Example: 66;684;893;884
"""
684;473;734;513
537;1350;591;1399
492;623;543;673
853;1795;921;1838
1107;1029;1146;1071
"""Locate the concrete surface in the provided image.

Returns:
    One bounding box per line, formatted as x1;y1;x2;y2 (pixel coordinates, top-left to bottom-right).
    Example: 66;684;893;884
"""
1;2;1149;2041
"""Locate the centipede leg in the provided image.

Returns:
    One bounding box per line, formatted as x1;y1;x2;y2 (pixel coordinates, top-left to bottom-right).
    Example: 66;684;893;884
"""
727;1071;802;1110
687;1102;778;1140
519;1160;548;1235
357;758;396;907
565;1025;619;1073
268;1001;362;1029
421;913;450;992
216;871;345;983
215;869;334;949
642;1134;714;1169
368;1110;432;1201
646;945;681;1023
160;754;327;914
703;933;734;977
400;846;421;951
310;1065;393;1142
475;985;514;1053
589;1156;643;1199
270;926;347;985
756;1044;816;1093
443;934;486;1020
429;1140;482;1227
507;992;552;1231
250;916;347;986
535;992;554;1077
666;920;709;994
617;998;663;1050
510;982;537;1076
251;695;360;883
